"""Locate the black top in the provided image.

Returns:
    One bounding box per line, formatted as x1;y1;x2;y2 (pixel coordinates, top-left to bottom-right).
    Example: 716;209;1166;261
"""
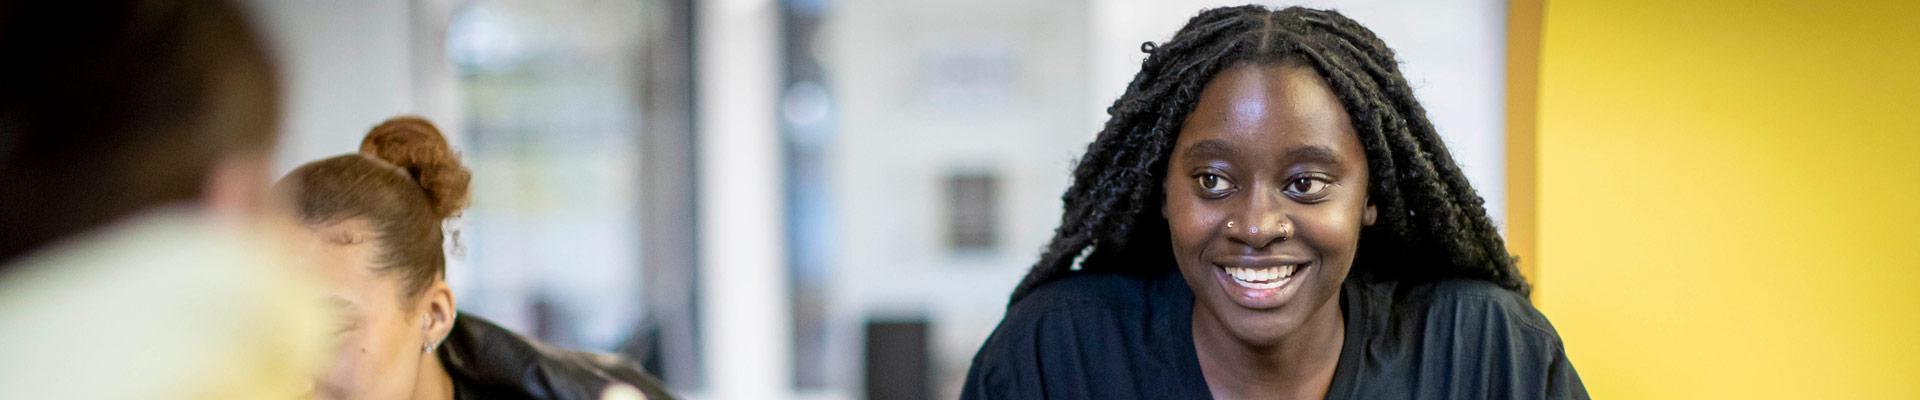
439;313;676;400
961;269;1587;399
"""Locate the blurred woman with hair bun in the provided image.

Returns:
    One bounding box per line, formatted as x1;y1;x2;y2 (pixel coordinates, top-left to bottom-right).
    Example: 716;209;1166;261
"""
278;116;674;400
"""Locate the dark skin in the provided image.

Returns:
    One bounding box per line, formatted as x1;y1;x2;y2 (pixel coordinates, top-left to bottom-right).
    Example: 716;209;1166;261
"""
1164;62;1376;400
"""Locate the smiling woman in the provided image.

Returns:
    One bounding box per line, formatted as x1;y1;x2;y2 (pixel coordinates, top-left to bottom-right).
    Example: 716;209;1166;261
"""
962;5;1585;400
1166;63;1372;363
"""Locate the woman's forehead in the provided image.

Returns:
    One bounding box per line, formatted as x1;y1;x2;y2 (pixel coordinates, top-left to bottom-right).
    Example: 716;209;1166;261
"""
307;217;378;236
1176;63;1361;160
299;218;396;289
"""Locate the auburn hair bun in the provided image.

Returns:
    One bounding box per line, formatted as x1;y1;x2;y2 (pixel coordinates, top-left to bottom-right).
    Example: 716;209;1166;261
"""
359;116;471;219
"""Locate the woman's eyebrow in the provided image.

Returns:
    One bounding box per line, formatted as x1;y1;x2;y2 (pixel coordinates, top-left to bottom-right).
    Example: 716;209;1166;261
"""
1283;145;1342;165
1183;139;1236;160
327;296;358;314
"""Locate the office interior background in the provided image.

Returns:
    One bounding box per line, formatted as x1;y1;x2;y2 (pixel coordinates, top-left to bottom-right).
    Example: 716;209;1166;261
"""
244;0;1919;398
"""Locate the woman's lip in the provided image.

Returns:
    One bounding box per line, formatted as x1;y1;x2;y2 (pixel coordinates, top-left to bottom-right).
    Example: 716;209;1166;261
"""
1210;261;1309;310
1211;255;1312;269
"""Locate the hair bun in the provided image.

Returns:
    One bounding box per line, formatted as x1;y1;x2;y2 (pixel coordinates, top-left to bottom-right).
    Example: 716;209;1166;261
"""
359;116;471;219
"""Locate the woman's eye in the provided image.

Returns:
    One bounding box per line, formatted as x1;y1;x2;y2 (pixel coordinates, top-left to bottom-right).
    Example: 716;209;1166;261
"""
1285;177;1330;197
1196;174;1233;194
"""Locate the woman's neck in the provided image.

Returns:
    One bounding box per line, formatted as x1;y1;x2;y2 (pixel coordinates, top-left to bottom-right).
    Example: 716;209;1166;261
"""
1191;293;1346;400
412;352;456;400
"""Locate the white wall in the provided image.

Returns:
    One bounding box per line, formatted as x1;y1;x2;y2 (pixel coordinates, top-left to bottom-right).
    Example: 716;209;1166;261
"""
697;0;794;398
243;0;452;174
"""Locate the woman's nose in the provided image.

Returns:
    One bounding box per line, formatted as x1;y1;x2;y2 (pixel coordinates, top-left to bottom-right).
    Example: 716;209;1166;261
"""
1225;187;1292;249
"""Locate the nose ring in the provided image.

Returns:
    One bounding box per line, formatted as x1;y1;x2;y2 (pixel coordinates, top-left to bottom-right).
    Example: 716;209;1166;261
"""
1226;220;1235;229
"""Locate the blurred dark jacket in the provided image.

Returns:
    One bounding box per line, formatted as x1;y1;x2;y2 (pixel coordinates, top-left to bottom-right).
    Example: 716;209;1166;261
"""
441;313;675;400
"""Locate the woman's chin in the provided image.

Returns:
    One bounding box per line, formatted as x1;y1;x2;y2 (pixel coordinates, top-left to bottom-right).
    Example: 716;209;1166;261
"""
1221;310;1305;348
1195;286;1340;350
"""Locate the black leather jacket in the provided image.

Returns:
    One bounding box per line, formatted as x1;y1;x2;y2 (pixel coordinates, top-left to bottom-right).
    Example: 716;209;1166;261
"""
438;313;675;400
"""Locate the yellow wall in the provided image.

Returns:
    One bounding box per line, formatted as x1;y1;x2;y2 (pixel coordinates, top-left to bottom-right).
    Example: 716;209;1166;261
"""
1527;0;1920;398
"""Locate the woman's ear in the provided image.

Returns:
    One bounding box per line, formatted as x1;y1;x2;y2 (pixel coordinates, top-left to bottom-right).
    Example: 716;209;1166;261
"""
1363;203;1378;226
420;282;456;353
1161;179;1175;218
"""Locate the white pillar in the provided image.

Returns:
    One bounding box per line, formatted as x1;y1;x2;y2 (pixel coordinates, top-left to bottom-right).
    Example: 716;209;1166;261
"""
695;0;793;398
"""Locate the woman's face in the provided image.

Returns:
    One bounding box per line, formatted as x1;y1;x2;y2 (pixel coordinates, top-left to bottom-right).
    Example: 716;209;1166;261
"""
1163;63;1375;348
298;218;428;400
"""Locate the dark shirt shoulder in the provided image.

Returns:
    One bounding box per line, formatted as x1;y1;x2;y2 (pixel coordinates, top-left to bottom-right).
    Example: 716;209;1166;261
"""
1387;278;1560;338
440;313;677;400
964;271;1206;400
1337;277;1588;400
1003;270;1157;319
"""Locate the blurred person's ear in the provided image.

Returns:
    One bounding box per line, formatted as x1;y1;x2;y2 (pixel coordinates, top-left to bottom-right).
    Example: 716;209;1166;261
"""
202;150;276;225
201;149;319;270
420;281;457;352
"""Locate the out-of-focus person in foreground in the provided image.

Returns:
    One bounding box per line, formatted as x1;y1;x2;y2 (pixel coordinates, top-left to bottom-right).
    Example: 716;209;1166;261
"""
963;6;1588;400
277;116;672;400
0;0;330;398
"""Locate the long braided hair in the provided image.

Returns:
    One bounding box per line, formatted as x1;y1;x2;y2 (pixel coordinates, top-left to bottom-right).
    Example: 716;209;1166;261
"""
1009;5;1527;304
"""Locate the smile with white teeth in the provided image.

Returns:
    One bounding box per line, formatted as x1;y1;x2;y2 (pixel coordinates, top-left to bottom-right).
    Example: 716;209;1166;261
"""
1225;264;1300;289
